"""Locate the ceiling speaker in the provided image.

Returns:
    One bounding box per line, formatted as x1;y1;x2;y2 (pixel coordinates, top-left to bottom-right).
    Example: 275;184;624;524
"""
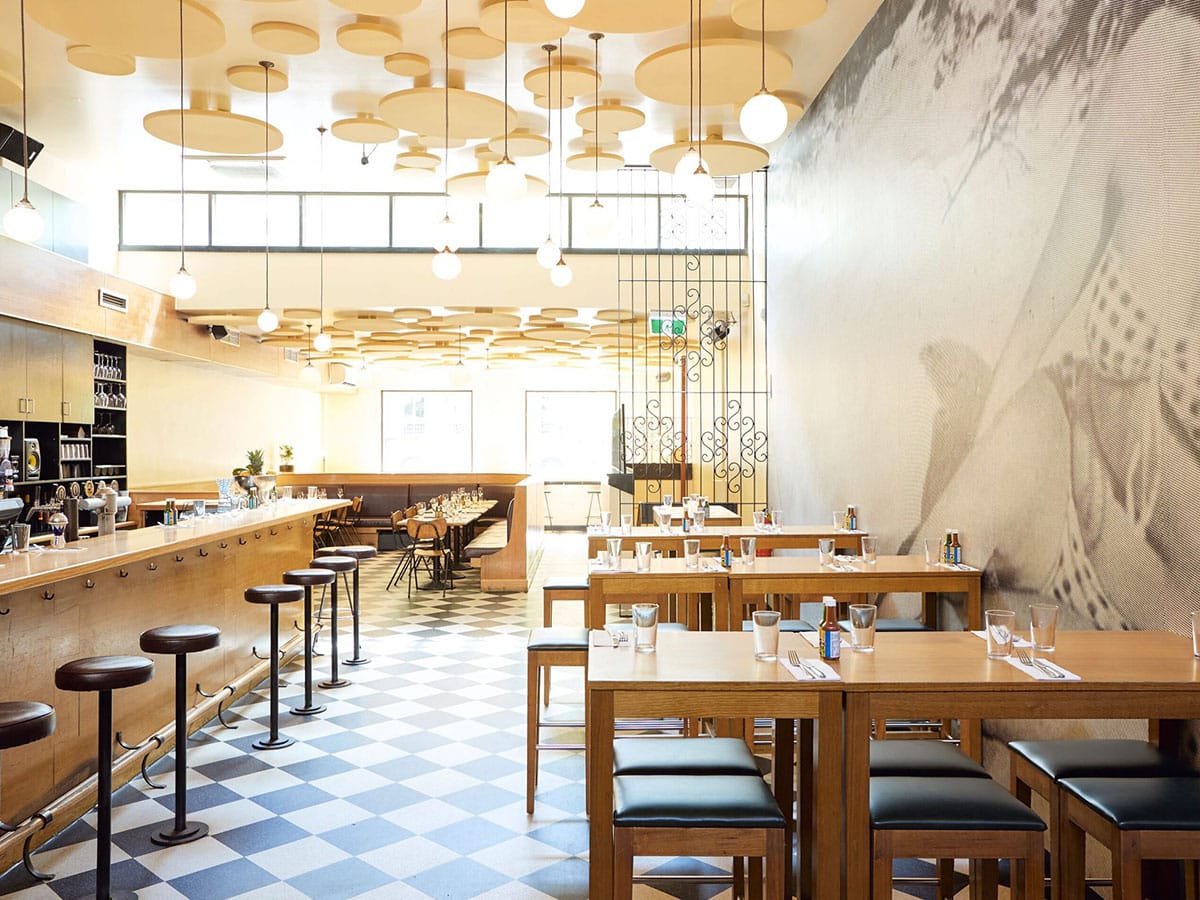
0;123;43;169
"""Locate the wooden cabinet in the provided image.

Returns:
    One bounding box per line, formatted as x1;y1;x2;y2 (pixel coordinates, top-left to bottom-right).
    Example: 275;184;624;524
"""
0;319;95;424
60;330;94;423
0;318;26;419
23;323;63;422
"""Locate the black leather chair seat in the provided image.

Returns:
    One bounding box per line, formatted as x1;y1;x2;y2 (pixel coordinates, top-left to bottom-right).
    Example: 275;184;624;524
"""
245;585;304;605
311;555;356;573
0;701;55;749
741;619;815;632
528;627;589;651
1060;778;1200;830
55;656;154;693
613;738;761;776
870;777;1046;832
869;741;989;778
543;576;589;591
1009;739;1196;781
614;775;785;829
140;624;220;655
283;568;337;587
318;544;376;561
839;618;931;632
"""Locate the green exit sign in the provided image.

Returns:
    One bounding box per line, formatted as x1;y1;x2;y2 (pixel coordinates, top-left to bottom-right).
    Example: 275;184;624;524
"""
650;316;685;336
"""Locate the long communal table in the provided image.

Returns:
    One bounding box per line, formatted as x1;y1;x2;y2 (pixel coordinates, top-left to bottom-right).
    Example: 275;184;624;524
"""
585;524;866;558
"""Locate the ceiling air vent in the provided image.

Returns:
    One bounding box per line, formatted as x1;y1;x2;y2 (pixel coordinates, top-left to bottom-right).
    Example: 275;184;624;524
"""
98;289;127;313
283;348;300;363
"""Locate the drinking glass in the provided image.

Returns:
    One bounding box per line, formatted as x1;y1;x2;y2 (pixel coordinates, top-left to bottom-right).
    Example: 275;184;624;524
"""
307;486;319;500
985;609;1016;659
661;493;673;508
606;537;622;564
752;610;781;661
281;486;292;500
632;603;659;652
599;511;612;532
739;536;756;566
692;508;706;533
1193;611;1200;658
1029;604;1059;651
635;541;652;571
753;510;767;531
12;523;30;551
923;537;937;565
655;508;672;533
596;549;610;568
818;538;835;566
861;536;878;564
192;499;206;518
770;509;783;533
848;604;877;652
620;513;633;535
683;538;701;568
833;511;844;530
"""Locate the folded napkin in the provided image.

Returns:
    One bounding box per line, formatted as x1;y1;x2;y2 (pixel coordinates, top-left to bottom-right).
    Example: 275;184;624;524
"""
937;561;978;571
780;656;841;681
700;559;728;573
1003;655;1081;681
586;526;611;536
590;629;631;648
970;630;1033;649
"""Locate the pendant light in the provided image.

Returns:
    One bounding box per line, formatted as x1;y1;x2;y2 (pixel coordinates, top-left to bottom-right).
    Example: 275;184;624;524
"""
313;127;333;352
545;0;584;17
3;0;43;243
167;0;197;299
535;43;559;269
300;324;320;383
687;11;715;207
550;37;571;288
449;332;470;385
673;0;699;190
256;60;279;334
738;0;787;144
484;0;526;203
432;0;461;280
579;33;615;242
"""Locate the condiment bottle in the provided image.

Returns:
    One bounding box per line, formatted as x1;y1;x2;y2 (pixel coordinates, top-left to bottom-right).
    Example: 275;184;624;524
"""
720;533;732;567
845;505;857;531
818;596;841;660
951;530;962;564
944;529;953;563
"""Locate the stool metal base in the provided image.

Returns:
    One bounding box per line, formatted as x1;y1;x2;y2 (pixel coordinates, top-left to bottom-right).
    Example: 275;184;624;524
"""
107;891;138;900
290;702;326;716
319;677;350;689
252;735;295;751
343;655;369;666
150;821;209;847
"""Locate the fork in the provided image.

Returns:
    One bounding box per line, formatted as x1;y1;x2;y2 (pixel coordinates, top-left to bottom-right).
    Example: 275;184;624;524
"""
1015;648;1065;678
788;649;826;679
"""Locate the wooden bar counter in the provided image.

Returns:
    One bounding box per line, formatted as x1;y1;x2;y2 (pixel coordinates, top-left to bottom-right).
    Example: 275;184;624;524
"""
0;499;346;871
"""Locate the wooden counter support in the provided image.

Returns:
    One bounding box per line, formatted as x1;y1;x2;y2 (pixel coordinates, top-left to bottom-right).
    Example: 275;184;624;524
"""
0;500;346;873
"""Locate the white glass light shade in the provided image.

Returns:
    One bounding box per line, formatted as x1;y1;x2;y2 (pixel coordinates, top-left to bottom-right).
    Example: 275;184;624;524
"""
536;236;560;269
299;362;320;384
485;158;527;203
169;266;197;300
545;0;585;17
432;214;460;253
579;199;616;242
432;247;462;280
3;199;43;243
257;306;280;333
686;162;715;206
550;257;573;287
313;330;333;352
449;363;470;386
672;148;699;190
739;90;788;145
355;361;371;385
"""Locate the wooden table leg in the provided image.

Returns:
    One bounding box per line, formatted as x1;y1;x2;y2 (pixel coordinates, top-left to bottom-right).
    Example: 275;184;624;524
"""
844;692;870;900
773;718;795;896
966;581;981;630
588;688;615;900
797;719;814;900
816;691;843;900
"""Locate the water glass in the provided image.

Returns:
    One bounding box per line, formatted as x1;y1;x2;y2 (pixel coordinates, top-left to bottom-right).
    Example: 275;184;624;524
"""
307;486;319;500
1193;611;1200;658
281;486;292;500
635;541;652;571
833;510;843;530
753;510;767;531
692;508;706;533
12;523;30;551
620;513;633;535
848;604;877;652
985;609;1016;659
192;499;206;518
599;511;612;532
861;536;878;564
606;538;623;564
683;538;701;568
1029;604;1059;651
752;609;781;661
655;508;672;533
923;537;937;565
661;493;673;508
632;603;659;652
770;509;783;532
596;549;610;568
818;538;835;566
739;536;756;566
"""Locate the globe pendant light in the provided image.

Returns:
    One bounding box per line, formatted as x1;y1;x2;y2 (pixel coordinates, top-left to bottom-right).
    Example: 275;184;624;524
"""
256;60;279;334
431;0;460;278
737;0;787;144
485;0;526;203
313;126;333;353
686;11;714;208
299;324;320;383
3;0;43;243
579;33;615;242
535;42;558;269
673;0;698;197
550;255;573;287
167;0;196;300
545;0;584;18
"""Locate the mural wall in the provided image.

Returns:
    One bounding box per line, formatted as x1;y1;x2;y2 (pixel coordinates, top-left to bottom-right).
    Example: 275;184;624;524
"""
768;0;1200;740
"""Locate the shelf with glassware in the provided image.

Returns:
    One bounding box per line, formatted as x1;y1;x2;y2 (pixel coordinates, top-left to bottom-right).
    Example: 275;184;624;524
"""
91;339;127;491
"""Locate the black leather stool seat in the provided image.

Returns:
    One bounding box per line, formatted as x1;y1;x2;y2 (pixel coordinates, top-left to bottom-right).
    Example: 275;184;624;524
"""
245;585;304;605
870;777;1046;832
1060;777;1200;830
140;624;220;655
614;775;785;829
613;738;760;776
839;618;932;632
1009;739;1196;781
318;544;376;561
55;656;154;693
869;741;990;778
741;619;814;632
0;701;55;749
543;575;589;591
528;627;589;651
283;568;337;587
311;555;356;573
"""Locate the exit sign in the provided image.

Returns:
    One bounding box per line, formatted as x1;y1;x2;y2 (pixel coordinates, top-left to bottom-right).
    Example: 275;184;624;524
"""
649;315;685;336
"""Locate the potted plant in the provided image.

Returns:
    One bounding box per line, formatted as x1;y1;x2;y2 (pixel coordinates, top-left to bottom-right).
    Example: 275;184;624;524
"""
279;445;294;473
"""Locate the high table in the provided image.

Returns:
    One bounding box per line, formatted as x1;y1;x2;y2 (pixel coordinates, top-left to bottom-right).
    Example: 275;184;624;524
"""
728;554;984;630
586;525;866;557
587;630;843;900
585;557;731;629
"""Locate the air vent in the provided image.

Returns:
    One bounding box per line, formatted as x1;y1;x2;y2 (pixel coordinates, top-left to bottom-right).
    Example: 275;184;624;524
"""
284;348;300;363
98;289;128;313
219;329;241;347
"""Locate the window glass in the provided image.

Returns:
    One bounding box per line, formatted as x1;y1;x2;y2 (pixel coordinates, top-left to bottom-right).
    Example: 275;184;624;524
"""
121;192;208;247
303;194;391;248
381;391;472;471
392;195;480;249
481;197;552;249
570;194;659;251
526;391;616;480
211;194;300;247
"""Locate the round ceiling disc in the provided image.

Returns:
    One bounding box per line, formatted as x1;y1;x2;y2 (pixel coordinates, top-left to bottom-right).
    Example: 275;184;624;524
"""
523;63;598;97
443;312;523;328
575;102;644;133
395;148;441;169
0;70;21;107
333;316;404;331
635;38;792;107
566;150;623;171
227;64;288;93
649;138;768;176
143;108;283;153
540;307;577;318
444;27;503;60
479;0;568;44
329;0;420;14
393;307;431;319
532;91;574;110
251;21;320;55
380;87;516;140
336;18;404;56
730;0;828;31
527;0;714;33
595;308;636;321
384;52;430;77
420;133;468;150
331;114;398;144
27;0;224;58
66;45;135;76
487;131;550;158
447;170;547;200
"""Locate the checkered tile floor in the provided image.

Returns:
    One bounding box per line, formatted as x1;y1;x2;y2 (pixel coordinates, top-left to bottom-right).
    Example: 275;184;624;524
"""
0;535;1028;899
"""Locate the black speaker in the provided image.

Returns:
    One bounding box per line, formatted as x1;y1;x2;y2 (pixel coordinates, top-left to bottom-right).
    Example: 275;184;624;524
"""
0;123;43;169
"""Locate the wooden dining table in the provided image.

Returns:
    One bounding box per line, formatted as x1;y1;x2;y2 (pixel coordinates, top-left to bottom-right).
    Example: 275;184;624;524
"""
585;556;731;629
586;524;866;557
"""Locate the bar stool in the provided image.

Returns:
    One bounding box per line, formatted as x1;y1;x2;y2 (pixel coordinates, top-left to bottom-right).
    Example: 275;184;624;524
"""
310;555;355;688
244;585;303;750
542;576;589;628
0;700;55;843
55;655;154;900
282;568;336;716
584;487;602;527
527;627;588;813
138;625;220;846
316;544;375;666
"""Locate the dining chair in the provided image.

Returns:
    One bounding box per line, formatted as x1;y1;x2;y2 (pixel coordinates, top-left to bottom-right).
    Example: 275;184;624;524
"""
408;517;453;597
385;509;415;591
